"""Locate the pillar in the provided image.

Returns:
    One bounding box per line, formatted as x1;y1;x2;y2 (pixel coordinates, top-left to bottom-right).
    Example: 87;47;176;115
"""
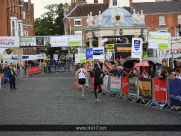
89;38;93;48
98;37;102;47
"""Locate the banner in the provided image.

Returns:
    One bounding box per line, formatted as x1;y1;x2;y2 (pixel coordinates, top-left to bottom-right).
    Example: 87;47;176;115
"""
75;53;86;63
148;32;170;49
131;38;142;59
159;43;181;59
128;77;138;97
138;78;153;100
85;48;93;59
68;49;78;54
28;66;40;75
0;36;19;48
170;37;181;44
168;79;181;106
93;47;104;60
105;44;114;51
121;76;128;94
110;76;121;93
20;36;50;47
103;75;110;92
22;55;46;60
154;78;167;102
51;35;82;47
114;43;131;58
3;55;18;61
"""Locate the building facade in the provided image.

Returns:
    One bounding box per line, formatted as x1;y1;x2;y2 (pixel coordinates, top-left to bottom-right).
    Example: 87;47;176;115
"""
0;0;36;63
132;1;181;37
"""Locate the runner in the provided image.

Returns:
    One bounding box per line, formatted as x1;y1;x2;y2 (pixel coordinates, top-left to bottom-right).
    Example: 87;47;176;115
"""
75;63;88;97
93;63;104;102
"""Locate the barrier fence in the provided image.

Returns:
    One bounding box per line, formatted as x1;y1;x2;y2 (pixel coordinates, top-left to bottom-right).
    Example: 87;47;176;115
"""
84;76;181;114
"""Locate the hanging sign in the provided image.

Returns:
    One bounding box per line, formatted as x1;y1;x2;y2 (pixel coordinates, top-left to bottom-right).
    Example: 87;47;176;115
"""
85;48;93;59
0;36;19;48
131;38;142;58
93;47;104;60
68;49;78;54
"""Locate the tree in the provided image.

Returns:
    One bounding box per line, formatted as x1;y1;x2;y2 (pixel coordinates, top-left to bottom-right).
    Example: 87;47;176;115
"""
34;3;65;58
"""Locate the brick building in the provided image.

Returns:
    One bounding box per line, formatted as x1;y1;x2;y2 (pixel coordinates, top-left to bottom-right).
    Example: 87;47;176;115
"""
0;0;36;63
132;1;181;37
64;0;109;46
0;0;35;36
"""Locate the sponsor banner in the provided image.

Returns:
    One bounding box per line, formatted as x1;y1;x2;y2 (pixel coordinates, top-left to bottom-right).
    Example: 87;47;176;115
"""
170;37;181;44
20;36;50;47
138;78;153;100
159;43;181;59
128;77;138;97
154;78;167;102
3;55;18;61
121;76;129;94
51;35;82;47
148;32;170;49
75;53;86;63
68;49;78;54
28;66;40;75
103;75;110;92
114;43;131;58
105;44;114;51
22;55;46;60
93;47;104;60
168;79;181;106
85;48;93;59
110;76;121;93
131;38;142;59
0;36;19;48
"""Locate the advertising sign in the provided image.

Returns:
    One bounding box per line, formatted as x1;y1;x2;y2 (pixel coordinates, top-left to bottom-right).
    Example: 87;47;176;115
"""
20;36;50;47
22;55;46;60
168;79;181;106
51;35;82;47
110;76;121;93
93;47;104;60
3;55;18;61
85;48;93;59
170;37;181;43
128;77;138;97
75;53;86;63
114;43;131;58
138;78;153;100
68;49;78;54
131;38;142;59
0;36;19;48
105;44;114;51
148;32;170;49
159;43;181;59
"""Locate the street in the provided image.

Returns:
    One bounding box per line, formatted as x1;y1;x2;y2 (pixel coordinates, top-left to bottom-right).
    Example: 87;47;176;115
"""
0;71;180;136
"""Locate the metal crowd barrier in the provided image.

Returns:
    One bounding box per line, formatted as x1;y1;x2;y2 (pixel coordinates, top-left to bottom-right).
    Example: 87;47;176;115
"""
83;75;181;114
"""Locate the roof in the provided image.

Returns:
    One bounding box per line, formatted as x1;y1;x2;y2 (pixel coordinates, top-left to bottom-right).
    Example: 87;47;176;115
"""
133;1;181;14
66;3;109;17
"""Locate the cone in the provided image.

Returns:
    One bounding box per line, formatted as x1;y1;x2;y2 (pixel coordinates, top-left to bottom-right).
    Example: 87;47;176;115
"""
73;79;79;89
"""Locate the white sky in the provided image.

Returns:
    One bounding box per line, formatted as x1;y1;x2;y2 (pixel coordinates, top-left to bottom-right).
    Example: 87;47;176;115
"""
30;0;155;19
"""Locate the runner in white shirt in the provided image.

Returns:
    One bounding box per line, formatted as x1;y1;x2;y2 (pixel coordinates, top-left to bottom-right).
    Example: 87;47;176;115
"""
75;63;88;97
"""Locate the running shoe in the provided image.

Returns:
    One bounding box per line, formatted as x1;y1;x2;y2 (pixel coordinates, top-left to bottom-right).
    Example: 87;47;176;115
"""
95;99;99;102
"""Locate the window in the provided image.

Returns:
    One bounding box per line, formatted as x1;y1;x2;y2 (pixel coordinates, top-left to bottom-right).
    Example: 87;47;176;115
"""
74;19;82;26
12;21;15;36
23;11;26;19
113;0;117;6
75;31;82;36
159;16;165;25
178;15;181;24
18;23;21;36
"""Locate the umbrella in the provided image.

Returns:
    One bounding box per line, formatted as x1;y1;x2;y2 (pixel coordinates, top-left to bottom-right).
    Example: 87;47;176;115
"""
121;56;140;68
134;61;149;67
144;57;162;64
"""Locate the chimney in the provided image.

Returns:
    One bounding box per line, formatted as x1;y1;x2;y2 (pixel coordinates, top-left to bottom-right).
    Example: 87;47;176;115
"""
103;0;109;3
130;0;133;7
94;0;98;3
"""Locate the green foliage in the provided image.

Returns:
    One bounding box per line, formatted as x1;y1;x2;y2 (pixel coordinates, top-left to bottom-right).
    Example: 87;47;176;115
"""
34;3;65;57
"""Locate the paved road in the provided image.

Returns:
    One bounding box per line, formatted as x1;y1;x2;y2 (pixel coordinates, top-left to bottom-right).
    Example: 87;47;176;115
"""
0;71;180;136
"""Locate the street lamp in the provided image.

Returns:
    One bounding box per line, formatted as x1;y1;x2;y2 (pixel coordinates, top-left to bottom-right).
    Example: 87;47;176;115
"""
176;23;181;37
6;5;23;36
